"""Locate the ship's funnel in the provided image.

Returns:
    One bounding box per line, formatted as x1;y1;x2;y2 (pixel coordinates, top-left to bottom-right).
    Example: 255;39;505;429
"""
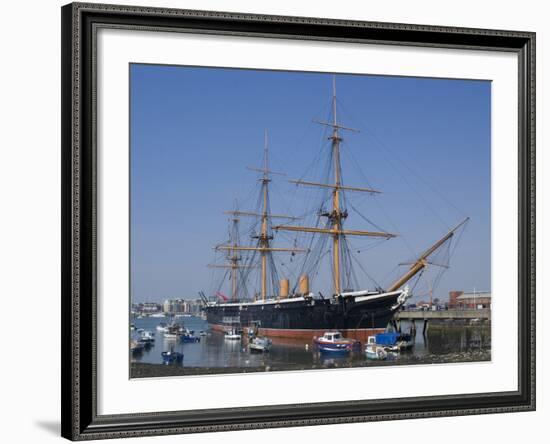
299;274;310;295
279;278;289;298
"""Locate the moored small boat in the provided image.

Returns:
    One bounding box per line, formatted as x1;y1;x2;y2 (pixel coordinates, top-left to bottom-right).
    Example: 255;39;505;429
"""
180;330;200;343
161;347;184;365
365;336;388;360
156;322;168;332
248;336;272;353
163;323;184;338
314;331;361;354
139;330;155;345
375;332;414;352
224;328;242;340
130;339;144;355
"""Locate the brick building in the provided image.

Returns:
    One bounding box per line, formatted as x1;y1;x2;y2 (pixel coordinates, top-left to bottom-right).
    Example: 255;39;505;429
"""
449;290;491;309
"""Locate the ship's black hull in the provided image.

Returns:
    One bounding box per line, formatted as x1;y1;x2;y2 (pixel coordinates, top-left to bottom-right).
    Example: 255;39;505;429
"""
204;291;403;341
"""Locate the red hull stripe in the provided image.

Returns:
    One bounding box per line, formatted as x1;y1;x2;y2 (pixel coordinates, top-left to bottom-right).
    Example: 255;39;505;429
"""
209;324;386;342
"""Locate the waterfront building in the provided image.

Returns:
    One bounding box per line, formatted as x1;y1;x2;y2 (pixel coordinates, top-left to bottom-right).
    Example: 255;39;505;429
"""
163;298;202;314
449;290;491;309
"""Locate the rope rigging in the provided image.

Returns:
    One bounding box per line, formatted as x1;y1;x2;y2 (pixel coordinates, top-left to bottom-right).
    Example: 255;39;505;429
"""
206;77;470;303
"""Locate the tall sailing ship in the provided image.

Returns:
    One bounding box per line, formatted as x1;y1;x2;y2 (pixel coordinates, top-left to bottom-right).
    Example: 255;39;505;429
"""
201;78;468;342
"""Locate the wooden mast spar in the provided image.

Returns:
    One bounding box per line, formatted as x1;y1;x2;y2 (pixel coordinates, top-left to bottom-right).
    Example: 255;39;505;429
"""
215;131;307;302
208;210;257;301
386;217;469;292
274;77;396;296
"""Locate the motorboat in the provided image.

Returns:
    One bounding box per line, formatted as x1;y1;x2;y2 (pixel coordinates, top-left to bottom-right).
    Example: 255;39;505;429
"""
156;322;168;332
248;336;272;353
365;336;388;360
161;347;183;365
139;330;155;345
130;340;144;355
224;329;242;340
313;331;360;354
163;324;182;338
375;332;414;352
179;328;200;343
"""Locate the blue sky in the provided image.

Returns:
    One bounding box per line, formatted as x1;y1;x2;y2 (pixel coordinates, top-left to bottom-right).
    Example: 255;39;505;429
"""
130;64;491;304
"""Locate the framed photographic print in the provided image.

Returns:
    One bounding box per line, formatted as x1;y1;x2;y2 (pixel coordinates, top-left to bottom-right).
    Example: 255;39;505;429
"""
61;2;535;440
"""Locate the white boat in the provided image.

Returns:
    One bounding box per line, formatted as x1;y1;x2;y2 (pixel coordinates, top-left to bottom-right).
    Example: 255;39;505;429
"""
149;313;166;318
248;336;272;352
156;322;168;332
365;336;388;360
139;330;155;344
224;329;242;340
163;324;181;338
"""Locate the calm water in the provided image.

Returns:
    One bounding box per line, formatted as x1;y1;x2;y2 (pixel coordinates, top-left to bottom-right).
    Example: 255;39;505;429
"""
130;315;491;374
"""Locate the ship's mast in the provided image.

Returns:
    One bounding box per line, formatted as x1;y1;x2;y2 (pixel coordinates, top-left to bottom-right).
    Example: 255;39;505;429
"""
216;131;306;302
260;130;271;301
208;204;256;302
230;214;240;300
274;76;396;296
330;76;343;294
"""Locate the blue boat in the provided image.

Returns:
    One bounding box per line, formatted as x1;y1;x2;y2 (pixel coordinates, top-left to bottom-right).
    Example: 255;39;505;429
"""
375;332;400;346
161;348;183;365
179;328;200;343
180;333;200;343
314;331;361;354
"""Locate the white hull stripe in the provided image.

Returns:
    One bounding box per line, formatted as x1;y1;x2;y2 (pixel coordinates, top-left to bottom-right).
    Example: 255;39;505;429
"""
206;290;405;308
353;291;402;303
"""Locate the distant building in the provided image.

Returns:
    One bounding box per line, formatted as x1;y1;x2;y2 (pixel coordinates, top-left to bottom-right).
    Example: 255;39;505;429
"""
164;299;186;313
449;291;463;308
163;298;203;314
131;302;162;315
141;302;162;313
449;290;491;309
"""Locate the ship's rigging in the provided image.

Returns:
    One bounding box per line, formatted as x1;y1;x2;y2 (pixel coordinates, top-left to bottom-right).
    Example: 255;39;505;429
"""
207;76;469;304
212;131;307;302
274;77;396;296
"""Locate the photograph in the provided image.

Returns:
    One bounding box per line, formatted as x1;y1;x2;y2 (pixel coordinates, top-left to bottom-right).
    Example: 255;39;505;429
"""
56;1;536;440
128;65;492;378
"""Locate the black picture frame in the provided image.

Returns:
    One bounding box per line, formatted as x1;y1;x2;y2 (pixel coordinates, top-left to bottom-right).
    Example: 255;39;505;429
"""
61;2;536;440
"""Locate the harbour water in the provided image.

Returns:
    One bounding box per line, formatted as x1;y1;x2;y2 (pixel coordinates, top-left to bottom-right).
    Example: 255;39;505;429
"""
130;315;490;378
